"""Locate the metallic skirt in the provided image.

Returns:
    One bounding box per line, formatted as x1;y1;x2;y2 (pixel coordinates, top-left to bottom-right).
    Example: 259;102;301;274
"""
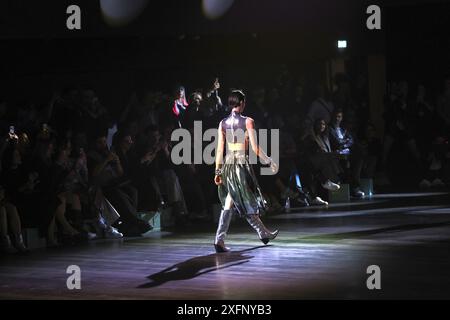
218;152;267;217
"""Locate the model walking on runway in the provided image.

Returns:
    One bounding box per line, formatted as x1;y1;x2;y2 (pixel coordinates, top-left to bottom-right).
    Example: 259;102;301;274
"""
214;89;279;253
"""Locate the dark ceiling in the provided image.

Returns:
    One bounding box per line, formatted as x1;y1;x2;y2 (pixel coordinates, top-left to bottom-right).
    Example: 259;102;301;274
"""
0;0;446;39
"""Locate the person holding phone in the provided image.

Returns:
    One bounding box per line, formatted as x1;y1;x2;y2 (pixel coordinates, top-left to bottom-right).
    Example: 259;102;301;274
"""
172;86;189;128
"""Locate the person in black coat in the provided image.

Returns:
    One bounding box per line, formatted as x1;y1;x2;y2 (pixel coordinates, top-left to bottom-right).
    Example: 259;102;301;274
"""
329;109;365;198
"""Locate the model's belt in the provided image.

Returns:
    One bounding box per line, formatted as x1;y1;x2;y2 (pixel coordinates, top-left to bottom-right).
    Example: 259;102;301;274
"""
227;143;246;151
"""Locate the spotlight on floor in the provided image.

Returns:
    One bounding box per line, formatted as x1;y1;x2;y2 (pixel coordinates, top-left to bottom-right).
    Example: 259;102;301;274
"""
100;0;149;27
337;40;348;48
202;0;234;20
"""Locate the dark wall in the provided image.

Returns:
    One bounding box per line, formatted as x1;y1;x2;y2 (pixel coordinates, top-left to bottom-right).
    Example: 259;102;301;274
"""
385;2;450;95
0;0;374;38
1;0;447;112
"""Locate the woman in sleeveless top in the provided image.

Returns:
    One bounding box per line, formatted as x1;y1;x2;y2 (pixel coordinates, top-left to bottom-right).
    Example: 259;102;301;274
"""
213;90;279;253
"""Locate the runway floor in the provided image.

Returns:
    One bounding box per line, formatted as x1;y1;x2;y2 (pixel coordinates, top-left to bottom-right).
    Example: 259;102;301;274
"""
1;191;450;299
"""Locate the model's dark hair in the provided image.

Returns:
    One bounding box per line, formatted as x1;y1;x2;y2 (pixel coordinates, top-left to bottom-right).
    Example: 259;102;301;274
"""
228;89;246;108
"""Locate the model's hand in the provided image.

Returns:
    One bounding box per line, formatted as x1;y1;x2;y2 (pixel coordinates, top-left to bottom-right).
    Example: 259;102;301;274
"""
214;175;222;185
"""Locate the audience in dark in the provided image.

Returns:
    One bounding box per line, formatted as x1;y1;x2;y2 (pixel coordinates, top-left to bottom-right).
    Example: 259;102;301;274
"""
0;68;449;254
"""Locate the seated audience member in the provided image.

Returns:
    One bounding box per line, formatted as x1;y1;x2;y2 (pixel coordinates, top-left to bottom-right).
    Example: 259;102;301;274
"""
419;136;449;188
381;80;421;171
413;84;437;157
46;89;83;134
304;85;335;136
132;125;166;211
29;139;63;246
332;73;358;126
437;78;450;135
272;115;309;207
80;88;111;134
87;131;152;236
301;119;342;205
84;187;124;239
1;136;83;247
0;184;28;253
112;131;135;180
287;83;308;118
329;109;365;198
49;140;93;244
250;87;272;130
358;122;382;181
155;124;190;224
0;143;36;253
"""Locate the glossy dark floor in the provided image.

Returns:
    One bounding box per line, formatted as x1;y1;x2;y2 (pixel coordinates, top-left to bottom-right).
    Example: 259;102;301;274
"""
1;191;450;299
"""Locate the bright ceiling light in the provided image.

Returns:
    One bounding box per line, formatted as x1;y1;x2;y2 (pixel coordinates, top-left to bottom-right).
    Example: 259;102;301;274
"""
337;40;347;48
202;0;234;20
100;0;149;27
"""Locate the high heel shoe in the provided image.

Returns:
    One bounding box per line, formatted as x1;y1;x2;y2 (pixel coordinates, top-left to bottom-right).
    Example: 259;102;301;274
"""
246;215;279;245
214;240;230;253
260;230;279;245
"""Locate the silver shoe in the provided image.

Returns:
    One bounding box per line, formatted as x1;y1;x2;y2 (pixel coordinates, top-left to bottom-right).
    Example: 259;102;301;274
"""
246;215;279;245
214;239;230;253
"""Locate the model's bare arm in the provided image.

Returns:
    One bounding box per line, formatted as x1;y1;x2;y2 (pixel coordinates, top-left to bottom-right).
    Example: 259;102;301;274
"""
214;121;225;185
246;118;278;173
247;118;269;162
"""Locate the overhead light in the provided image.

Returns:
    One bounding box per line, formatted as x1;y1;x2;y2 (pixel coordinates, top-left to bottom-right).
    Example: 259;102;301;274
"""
202;0;234;20
337;40;347;49
100;0;149;27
